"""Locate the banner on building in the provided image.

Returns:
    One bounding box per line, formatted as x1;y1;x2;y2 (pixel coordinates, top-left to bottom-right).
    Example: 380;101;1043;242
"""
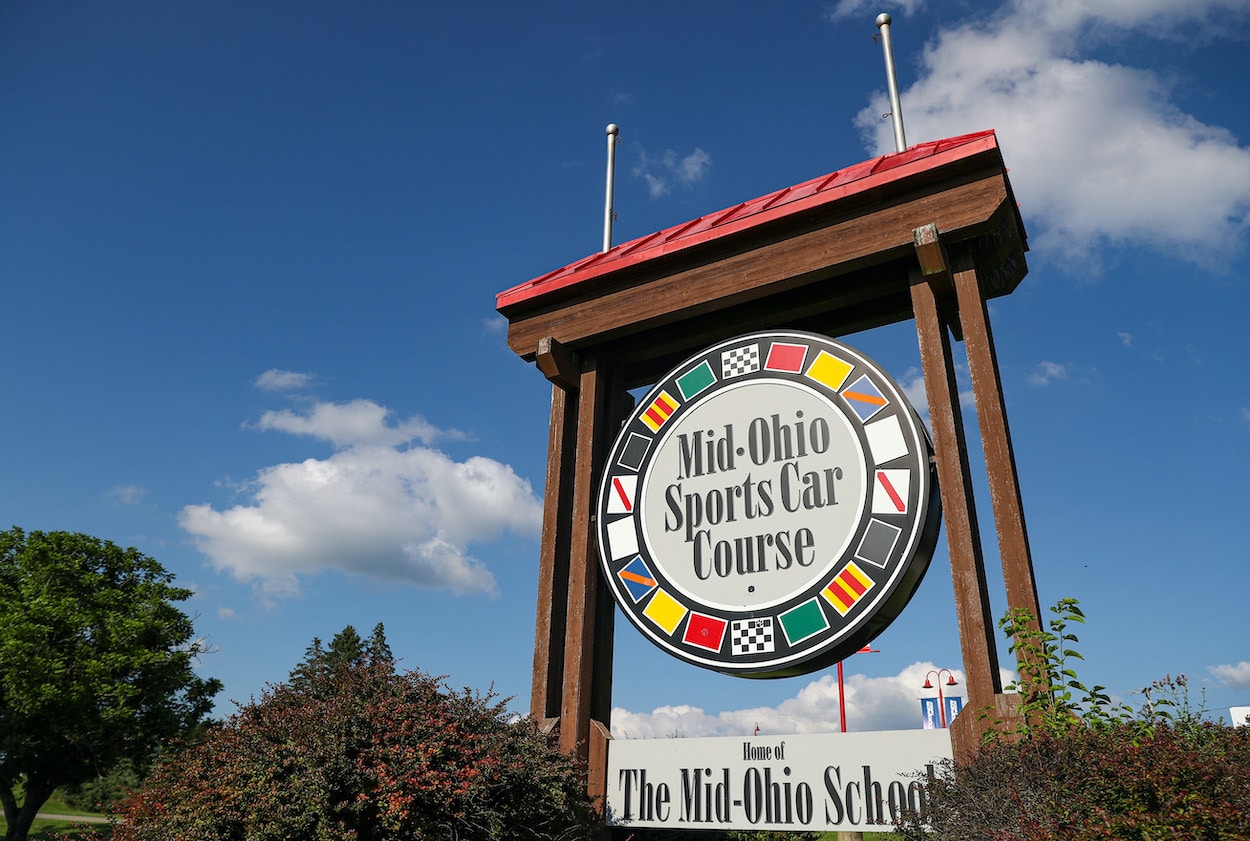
920;697;939;729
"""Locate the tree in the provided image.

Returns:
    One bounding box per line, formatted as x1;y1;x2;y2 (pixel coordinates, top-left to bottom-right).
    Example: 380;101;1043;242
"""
364;622;392;665
289;623;392;695
113;629;597;841
0;527;221;841
325;625;366;671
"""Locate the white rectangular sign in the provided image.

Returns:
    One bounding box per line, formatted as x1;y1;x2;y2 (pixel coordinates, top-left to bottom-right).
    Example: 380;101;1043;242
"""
606;729;952;833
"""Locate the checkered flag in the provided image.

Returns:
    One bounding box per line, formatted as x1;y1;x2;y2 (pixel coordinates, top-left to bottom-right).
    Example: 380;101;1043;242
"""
731;617;775;656
721;344;760;379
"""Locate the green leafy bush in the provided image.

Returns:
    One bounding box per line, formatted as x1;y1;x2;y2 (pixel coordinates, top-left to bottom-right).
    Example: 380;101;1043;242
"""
896;600;1250;840
111;633;595;841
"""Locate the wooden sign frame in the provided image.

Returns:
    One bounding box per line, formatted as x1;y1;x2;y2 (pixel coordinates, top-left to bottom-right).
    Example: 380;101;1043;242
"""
496;131;1040;800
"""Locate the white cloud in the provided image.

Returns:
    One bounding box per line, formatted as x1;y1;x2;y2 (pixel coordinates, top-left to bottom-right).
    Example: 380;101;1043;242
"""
1210;661;1250;689
253;399;465;449
612;662;969;738
899;367;928;418
634;147;712;199
639;173;667;199
676;148;712;184
826;0;928;21
109;484;146;505
895;365;974;423
853;0;1250;265
1240;407;1250;428
254;369;315;392
1028;360;1068;386
180;395;542;600
1012;0;1244;36
217;606;237;620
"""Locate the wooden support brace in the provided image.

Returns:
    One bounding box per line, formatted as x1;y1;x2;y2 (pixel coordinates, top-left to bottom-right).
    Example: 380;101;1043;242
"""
913;223;962;341
951;258;1042;625
913;222;949;277
537;336;582;390
587;719;612;816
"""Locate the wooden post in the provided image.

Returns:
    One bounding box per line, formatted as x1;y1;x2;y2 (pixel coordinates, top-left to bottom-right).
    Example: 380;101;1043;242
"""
531;338;582;723
531;383;574;722
911;269;1002;756
531;337;624;806
911;225;1041;750
559;353;606;758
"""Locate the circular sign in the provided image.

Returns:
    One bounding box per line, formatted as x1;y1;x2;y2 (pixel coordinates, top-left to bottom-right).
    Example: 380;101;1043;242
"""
596;331;941;678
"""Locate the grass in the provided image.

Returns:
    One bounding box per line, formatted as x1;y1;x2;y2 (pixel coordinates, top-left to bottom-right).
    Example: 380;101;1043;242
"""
3;818;109;840
1;790;110;839
33;791;103;819
5;794;896;840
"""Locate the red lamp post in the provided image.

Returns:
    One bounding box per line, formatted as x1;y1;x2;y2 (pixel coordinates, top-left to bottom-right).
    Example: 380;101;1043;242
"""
923;668;959;728
837;645;879;733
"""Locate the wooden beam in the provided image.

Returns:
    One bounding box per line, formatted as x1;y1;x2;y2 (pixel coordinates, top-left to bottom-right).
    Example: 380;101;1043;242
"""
506;174;1012;359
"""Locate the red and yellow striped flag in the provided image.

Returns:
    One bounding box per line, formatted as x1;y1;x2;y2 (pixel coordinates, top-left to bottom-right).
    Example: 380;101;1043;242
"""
641;390;679;432
821;561;875;617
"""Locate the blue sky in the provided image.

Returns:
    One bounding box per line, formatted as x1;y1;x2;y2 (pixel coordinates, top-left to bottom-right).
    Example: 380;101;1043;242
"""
3;0;1248;736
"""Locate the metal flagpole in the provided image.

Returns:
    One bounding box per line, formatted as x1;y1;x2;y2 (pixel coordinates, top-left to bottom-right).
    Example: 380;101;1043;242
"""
875;14;907;153
603;123;619;253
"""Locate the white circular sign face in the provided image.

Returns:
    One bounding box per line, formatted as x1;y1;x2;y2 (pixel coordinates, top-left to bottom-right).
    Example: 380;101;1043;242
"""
597;331;941;677
640;380;866;610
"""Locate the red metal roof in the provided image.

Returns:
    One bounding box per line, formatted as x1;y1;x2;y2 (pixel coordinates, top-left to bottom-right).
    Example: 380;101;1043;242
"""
497;130;1001;312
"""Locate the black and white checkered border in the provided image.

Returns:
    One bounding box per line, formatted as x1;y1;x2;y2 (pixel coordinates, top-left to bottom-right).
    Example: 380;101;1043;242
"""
721;344;760;379
730;617;776;655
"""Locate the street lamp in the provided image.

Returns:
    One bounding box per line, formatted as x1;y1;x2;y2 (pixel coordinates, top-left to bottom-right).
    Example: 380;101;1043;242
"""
837;645;879;733
923;669;959;728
